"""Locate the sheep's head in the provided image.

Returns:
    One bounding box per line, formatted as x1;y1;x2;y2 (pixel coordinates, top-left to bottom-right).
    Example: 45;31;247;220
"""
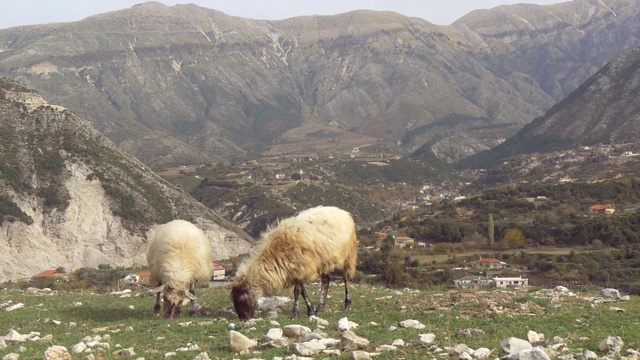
150;284;196;318
231;280;258;321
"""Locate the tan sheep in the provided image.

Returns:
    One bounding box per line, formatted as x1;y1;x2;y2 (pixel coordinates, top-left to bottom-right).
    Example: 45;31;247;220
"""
231;205;357;320
147;220;213;318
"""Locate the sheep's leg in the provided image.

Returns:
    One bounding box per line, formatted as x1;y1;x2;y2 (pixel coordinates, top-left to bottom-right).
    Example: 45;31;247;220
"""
300;283;316;317
291;282;302;319
343;275;352;310
315;274;331;313
188;283;199;317
153;282;162;315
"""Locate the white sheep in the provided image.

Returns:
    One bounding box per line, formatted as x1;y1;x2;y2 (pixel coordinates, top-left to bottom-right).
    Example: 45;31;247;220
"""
147;219;214;318
231;205;358;320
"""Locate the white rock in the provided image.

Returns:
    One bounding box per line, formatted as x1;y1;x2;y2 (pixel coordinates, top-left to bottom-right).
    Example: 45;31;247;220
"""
72;342;87;353
602;288;620;299
0;338;6;349
283;324;311;338
2;353;19;360
474;347;492;359
4;330;26;343
528;331;543;344
399;319;425;329
351;350;373;360
5;303;24;312
500;337;532;356
388;325;397;331
341;330;369;351
413;333;436;346
112;348;135;356
290;339;327;356
193;352;211;360
583;350;598;359
228;330;257;353
337;317;359;331
43;345;71;360
554;286;570;293
310;316;329;327
375;345;397;352
266;328;284;341
518;347;551;360
323;349;341;356
599;336;624;353
391;339;405;347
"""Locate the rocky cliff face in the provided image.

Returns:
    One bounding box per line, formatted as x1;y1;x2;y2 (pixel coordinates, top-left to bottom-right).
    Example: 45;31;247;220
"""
1;1;638;166
0;78;253;282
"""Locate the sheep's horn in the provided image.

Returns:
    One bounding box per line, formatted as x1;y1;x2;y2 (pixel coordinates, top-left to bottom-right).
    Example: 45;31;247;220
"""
148;284;165;293
185;291;197;301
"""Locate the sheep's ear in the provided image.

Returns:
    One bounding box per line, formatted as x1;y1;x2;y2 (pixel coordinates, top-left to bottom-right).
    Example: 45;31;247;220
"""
148;284;165;293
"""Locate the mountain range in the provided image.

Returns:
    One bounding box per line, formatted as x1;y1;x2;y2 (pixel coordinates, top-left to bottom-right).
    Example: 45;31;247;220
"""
1;0;639;167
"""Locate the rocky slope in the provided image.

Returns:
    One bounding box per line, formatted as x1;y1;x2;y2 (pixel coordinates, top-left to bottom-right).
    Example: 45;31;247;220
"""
459;47;640;169
0;1;638;166
0;78;253;283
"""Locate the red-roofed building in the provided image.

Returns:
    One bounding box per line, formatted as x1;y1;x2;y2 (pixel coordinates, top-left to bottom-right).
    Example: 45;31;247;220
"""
211;263;226;281
589;205;615;214
33;269;68;281
34;270;56;277
476;258;506;270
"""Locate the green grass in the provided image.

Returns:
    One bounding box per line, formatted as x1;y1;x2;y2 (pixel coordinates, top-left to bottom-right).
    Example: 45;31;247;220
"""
1;284;638;359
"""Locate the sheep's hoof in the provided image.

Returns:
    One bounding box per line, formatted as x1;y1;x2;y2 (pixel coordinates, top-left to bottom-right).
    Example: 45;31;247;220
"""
188;309;198;317
153;304;161;314
289;311;299;320
307;309;316;317
344;299;352;310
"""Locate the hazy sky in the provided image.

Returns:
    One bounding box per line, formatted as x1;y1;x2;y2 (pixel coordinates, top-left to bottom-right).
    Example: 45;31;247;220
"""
1;0;568;29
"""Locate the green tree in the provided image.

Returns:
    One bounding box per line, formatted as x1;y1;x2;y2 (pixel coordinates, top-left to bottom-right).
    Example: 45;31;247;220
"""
500;229;525;249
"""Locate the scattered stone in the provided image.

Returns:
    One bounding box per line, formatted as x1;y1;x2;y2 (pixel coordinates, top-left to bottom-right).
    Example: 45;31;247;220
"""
602;288;620;299
399;319;425;330
193;352;211;360
375;344;396;352
257;296;290;313
528;330;544;344
599;336;623;354
517;347;551;360
457;328;486;337
290;339;327;356
266;328;284;341
337;317;359;331
228;330;257;353
310;316;329;327
610;307;625;312
413;333;436;346
500;337;533;356
5;303;24;312
388;325;397;331
341;330;369;351
283;324;311;338
391;339;405;347
583;350;598;359
0;338;6;349
43;345;72;360
113;347;135;356
474;348;492;359
71;342;87;354
4;330;26;343
2;353;19;360
352;350;373;360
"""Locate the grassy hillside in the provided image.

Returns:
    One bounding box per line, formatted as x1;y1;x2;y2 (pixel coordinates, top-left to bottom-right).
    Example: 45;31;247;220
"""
0;283;638;359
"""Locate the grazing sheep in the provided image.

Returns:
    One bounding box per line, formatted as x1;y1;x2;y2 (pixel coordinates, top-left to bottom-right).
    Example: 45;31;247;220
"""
147;219;213;318
231;205;357;321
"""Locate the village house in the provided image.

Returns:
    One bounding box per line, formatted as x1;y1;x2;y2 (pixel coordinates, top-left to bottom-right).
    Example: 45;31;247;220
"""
493;276;529;289
453;276;494;289
377;235;415;249
33;270;68;281
211;263;226;281
453;276;528;289
476;258;506;270
589;205;615;215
